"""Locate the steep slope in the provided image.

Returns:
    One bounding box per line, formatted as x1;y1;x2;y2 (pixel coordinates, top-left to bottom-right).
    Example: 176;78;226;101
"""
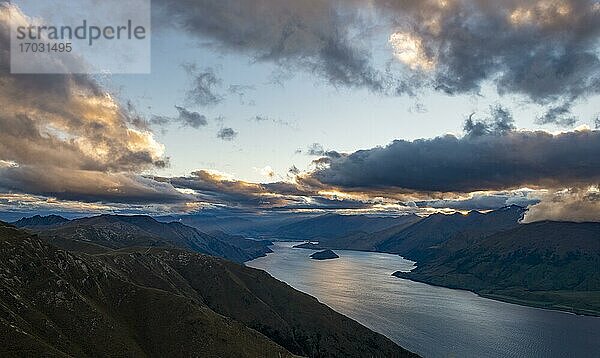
137;249;415;357
275;214;405;241
378;206;525;259
0;223;291;357
0;223;418;357
395;221;600;315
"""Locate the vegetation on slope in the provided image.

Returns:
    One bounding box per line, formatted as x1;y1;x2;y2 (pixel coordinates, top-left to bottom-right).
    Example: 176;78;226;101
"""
394;221;600;315
14;215;272;263
0;222;417;357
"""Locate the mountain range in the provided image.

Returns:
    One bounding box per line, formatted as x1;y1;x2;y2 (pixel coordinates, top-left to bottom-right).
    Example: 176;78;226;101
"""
376;205;525;260
9;207;600;316
395;220;600;315
12;214;271;263
155;210;318;237
0;221;417;357
290;206;600;315
274;213;407;241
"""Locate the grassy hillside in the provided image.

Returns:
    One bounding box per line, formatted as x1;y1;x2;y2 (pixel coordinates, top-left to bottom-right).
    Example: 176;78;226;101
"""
0;222;417;357
395;221;600;315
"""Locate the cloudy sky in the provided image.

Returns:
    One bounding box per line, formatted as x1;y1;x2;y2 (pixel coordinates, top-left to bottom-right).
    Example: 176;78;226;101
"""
1;0;600;222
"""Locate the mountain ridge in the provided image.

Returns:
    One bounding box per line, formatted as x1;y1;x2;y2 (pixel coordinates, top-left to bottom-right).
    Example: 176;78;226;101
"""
376;205;526;259
13;214;70;228
0;222;418;357
15;214;269;263
394;220;600;315
275;213;419;241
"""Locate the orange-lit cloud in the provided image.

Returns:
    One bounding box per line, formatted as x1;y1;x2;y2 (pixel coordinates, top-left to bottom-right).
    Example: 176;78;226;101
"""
389;32;436;71
0;5;180;206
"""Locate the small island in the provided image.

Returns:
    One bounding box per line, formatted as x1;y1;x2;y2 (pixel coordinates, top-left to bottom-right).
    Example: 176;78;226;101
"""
310;249;339;260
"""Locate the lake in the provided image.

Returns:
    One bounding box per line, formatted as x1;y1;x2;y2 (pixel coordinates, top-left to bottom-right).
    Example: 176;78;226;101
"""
247;242;600;358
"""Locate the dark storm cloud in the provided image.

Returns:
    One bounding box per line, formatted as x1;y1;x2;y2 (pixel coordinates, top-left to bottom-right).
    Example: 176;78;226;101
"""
155;0;600;118
379;0;600;118
0;5;167;173
217;127;238;141
309;128;600;193
182;64;224;107
154;0;411;95
160;171;283;207
316;36;391;92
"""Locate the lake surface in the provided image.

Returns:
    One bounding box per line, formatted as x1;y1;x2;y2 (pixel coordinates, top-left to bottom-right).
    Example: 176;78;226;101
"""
247;242;600;358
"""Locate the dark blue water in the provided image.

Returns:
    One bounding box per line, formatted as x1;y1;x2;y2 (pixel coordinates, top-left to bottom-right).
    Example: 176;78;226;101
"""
247;242;600;358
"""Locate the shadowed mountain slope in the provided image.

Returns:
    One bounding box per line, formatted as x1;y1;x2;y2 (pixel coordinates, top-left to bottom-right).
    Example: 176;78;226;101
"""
298;214;422;251
12;214;70;229
293;207;522;254
15;215;268;263
275;214;413;241
377;206;525;259
0;222;417;357
395;221;600;315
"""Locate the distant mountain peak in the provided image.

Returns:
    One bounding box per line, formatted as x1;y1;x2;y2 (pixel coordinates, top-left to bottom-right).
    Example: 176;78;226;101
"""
13;214;70;228
85;214;163;226
466;210;485;217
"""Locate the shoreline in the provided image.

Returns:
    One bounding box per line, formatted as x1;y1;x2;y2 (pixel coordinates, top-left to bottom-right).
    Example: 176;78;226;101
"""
392;272;600;318
271;241;600;318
